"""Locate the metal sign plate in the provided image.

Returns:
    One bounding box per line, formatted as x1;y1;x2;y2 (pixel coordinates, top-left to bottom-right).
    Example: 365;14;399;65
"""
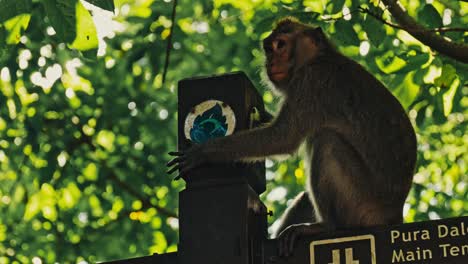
264;217;468;264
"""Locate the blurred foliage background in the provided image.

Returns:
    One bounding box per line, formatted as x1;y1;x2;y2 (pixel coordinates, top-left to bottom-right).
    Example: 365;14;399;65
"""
0;0;466;263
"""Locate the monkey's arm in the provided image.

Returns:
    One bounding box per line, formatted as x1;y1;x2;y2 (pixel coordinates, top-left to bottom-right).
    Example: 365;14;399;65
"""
205;113;302;161
167;102;308;177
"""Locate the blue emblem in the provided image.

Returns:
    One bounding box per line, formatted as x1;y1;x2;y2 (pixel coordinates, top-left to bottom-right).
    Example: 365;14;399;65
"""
189;104;228;144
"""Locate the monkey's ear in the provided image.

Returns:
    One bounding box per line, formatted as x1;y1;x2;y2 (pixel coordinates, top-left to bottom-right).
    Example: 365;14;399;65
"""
314;27;325;36
304;27;325;46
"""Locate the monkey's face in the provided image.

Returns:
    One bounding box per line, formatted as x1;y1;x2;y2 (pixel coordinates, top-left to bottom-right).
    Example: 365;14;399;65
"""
263;33;295;84
263;19;323;87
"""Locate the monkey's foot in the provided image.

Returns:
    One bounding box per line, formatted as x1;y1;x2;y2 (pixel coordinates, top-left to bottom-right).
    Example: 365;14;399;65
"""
276;223;324;258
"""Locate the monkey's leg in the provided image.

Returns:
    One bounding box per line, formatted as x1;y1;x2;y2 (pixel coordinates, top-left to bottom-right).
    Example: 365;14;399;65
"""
311;130;404;228
272;191;316;238
278;130;400;257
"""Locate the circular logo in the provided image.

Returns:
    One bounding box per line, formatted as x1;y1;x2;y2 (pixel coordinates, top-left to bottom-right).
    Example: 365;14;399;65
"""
184;100;236;144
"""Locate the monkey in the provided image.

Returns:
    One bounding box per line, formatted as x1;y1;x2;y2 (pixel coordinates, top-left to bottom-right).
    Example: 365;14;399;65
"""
167;18;417;258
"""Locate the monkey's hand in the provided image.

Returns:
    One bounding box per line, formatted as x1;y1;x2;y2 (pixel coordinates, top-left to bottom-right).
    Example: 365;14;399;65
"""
277;223;323;258
166;144;208;180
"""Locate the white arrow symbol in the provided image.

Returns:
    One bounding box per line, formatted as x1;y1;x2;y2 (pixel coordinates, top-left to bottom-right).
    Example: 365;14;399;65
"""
328;248;359;264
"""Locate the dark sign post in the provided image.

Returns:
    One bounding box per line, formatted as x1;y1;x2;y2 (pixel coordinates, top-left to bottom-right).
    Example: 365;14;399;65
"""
177;72;268;264
100;72;468;264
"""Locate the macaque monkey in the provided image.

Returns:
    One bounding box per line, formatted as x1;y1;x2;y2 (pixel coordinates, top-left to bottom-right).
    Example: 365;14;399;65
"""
167;18;416;257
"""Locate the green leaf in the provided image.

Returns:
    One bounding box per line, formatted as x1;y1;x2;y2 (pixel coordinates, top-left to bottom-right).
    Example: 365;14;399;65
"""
71;0;98;51
0;0;31;23
434;64;461;116
333;20;359;46
363;15;385;47
304;0;327;13
418;4;442;28
83;0;115;12
42;0;77;43
97;130;115;151
83;162;98;181
24;192;41;220
58;183;81;209
255;16;277;35
375;51;406;74
442;77;460;116
4;14;30;44
398;51;430;73
327;0;344;14
389;72;421;109
42;0;98;51
433;91;446;123
434;64;457;88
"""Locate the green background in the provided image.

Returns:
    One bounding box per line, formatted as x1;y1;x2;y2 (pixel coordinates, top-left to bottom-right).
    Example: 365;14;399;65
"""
0;0;466;263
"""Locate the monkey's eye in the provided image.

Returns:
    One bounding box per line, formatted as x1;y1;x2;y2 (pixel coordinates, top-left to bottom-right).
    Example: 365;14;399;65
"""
276;39;286;49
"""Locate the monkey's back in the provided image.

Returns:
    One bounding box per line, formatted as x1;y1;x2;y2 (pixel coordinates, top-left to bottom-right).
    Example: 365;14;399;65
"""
315;53;417;199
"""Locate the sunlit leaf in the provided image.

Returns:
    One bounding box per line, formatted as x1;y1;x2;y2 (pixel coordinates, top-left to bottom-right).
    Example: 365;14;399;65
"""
434;64;457;88
450;200;464;212
392;72;420;109
0;224;6;242
4;14;30;44
13;185;25;202
375;51;406;74
61;73;94;94
96;130;115;151
24;193;41;220
150;231;168;253
0;117;6;131
71;0;98;51
89;195;103;217
83;162;98;181
303;0;326;13
58;183;82;209
442;77;460;116
112;198;124;213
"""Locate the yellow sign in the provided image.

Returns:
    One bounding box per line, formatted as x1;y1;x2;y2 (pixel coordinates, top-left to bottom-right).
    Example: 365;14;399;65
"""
310;235;376;264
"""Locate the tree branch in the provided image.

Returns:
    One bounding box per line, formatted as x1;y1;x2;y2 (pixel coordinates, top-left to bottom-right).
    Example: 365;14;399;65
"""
162;0;178;84
359;7;468;33
381;0;468;63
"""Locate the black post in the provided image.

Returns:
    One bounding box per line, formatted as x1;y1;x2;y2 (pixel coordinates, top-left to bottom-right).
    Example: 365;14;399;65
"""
177;72;268;264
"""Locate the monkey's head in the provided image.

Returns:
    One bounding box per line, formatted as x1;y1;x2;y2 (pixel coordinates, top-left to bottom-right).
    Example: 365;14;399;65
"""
263;18;330;87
